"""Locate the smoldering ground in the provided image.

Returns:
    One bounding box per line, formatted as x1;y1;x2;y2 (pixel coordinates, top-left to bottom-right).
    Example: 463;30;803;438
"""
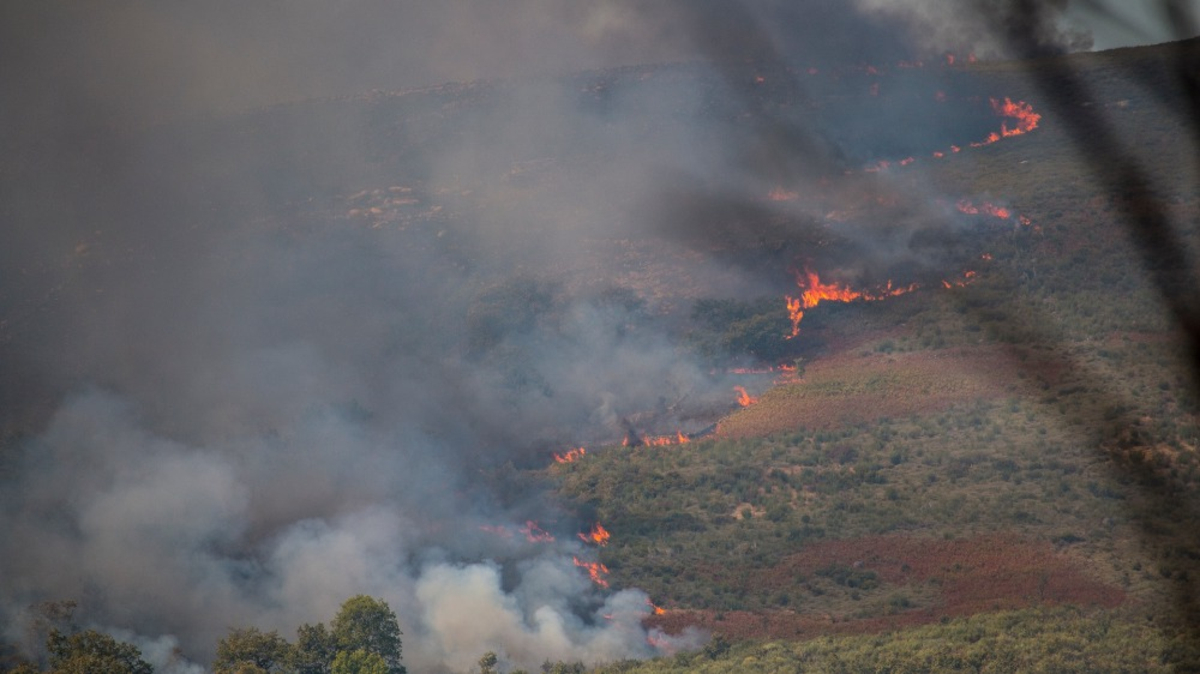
0;1;1100;670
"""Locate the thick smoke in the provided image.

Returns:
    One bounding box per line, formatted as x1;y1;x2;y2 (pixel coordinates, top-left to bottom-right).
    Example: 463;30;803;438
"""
0;1;1094;671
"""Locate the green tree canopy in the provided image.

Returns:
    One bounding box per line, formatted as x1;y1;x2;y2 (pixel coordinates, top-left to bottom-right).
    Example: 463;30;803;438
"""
287;622;337;674
330;596;404;674
46;628;153;674
213;627;290;674
330;650;387;674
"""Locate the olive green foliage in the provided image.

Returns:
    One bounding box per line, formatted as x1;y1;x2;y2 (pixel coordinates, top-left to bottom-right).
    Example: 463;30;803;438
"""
590;608;1180;674
330;650;387;674
331;596;403;674
45;630;153;674
478;651;498;674
214;628;290;674
213;595;404;674
288;623;337;674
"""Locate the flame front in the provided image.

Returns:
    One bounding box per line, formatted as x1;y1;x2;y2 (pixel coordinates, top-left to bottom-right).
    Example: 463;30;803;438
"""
786;269;917;337
578;523;611;546
553;447;586;463
640;431;689;447
647;599;666;615
573;556;610;588
971;97;1040;148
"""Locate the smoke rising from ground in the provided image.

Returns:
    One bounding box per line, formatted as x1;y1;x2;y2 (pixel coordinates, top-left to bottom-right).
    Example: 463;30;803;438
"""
0;1;1098;670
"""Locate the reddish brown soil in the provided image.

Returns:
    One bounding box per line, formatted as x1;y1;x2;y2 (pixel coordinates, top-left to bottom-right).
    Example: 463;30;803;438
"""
646;533;1124;640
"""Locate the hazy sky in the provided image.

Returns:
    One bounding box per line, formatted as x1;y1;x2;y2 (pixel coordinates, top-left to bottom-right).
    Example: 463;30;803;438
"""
1063;0;1200;49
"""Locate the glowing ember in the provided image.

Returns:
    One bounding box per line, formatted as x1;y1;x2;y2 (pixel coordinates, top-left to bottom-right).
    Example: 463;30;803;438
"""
734;385;758;407
519;520;555;543
941;270;978;289
647;600;666;616
553;447;587;463
573;557;610;588
785;269;918;337
956;199;1011;219
578;523;611;546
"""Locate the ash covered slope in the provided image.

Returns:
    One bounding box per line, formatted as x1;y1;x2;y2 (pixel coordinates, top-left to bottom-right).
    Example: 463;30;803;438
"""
0;2;1189;670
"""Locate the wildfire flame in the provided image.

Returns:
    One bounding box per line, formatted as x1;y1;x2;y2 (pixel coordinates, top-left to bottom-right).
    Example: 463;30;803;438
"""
553;447;587;463
956;199;1011;219
970;97;1040;147
578;523;611;546
641;431;690;447
734;385;758;407
519;520;555;543
786;269;918;337
647;599;666;616
941;270;978;289
573;556;610;588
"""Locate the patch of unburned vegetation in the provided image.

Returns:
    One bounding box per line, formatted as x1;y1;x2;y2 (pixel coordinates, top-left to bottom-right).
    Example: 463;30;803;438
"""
717;346;1032;438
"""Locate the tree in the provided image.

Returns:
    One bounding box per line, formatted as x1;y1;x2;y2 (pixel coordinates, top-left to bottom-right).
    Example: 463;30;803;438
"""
287;622;337;674
213;627;290;674
478;651;499;674
330;596;404;674
46;629;153;674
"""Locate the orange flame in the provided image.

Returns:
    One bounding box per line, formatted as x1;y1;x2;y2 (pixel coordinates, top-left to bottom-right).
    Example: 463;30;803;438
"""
520;520;555;543
970;98;1040;147
641;431;690;447
578;523;611;546
956;199;1011;219
573;557;610;588
785;269;918;337
734;385;758;407
647;599;666;615
554;447;587;463
941;270;978;289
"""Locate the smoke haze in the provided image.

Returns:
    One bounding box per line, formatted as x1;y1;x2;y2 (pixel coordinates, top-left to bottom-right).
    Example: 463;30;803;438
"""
0;1;1098;670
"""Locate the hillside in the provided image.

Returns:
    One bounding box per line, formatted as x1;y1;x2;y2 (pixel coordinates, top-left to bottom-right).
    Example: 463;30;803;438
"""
3;32;1200;673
